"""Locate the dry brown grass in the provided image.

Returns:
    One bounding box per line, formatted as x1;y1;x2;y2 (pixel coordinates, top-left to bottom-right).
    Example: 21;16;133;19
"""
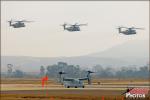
1;78;57;85
1;93;150;100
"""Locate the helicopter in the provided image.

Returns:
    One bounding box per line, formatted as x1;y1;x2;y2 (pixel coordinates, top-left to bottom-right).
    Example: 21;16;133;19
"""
58;71;94;88
117;26;144;35
61;23;87;32
7;19;33;28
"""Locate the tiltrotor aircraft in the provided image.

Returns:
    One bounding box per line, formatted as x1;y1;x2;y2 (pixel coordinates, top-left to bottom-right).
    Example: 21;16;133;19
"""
58;71;94;88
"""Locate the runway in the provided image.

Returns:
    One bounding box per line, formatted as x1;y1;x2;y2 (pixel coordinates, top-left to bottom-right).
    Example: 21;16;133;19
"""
1;84;149;91
1;83;150;100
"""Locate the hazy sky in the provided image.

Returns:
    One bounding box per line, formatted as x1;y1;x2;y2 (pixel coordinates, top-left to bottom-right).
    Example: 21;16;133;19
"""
1;1;149;57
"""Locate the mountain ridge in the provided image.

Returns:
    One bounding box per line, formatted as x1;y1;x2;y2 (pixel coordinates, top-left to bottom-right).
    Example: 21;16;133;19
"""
1;40;148;72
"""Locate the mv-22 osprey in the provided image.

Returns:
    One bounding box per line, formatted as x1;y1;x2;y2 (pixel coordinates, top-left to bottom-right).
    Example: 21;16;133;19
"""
58;71;94;88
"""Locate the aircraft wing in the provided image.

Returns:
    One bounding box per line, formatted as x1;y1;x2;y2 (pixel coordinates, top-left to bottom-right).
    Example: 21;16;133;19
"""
63;78;74;81
79;78;88;81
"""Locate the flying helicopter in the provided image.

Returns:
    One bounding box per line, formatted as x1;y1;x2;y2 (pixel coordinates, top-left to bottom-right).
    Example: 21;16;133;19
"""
117;26;144;35
61;23;87;32
58;71;94;88
7;19;33;28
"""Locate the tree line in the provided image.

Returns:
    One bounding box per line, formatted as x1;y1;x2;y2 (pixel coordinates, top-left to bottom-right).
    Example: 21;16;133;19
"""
3;62;149;79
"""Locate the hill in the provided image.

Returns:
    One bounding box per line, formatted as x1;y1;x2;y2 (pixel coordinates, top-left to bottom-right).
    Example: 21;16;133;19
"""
1;40;148;72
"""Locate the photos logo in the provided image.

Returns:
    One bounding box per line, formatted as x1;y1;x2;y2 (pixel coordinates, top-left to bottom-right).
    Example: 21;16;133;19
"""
126;88;149;98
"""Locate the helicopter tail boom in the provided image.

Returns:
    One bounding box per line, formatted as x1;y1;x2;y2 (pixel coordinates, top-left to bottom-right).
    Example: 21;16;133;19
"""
8;20;12;26
61;23;67;30
117;27;122;33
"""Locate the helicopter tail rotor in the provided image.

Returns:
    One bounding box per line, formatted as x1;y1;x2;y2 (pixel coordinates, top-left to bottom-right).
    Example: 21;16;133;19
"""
117;26;123;33
8;21;12;26
61;23;67;30
8;19;13;26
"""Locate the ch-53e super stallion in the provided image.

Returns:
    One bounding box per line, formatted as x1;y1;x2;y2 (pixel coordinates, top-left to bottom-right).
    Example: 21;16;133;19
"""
117;26;144;35
7;19;33;28
61;22;87;32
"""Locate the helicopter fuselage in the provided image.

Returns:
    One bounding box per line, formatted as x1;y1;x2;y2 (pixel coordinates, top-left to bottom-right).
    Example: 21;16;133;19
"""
11;22;25;28
65;26;80;32
119;28;136;35
63;79;84;88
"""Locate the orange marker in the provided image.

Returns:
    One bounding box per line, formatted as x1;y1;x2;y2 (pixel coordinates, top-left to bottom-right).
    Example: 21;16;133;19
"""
42;75;48;87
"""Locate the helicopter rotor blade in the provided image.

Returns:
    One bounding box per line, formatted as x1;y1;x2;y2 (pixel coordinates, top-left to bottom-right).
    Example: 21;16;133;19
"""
132;27;144;30
69;24;77;27
68;24;72;26
24;21;34;22
75;23;78;25
87;71;95;73
79;23;88;26
58;71;66;75
118;26;128;28
14;21;24;22
14;20;34;23
22;20;34;22
126;27;144;30
69;23;87;26
62;22;67;25
69;24;76;26
7;19;13;22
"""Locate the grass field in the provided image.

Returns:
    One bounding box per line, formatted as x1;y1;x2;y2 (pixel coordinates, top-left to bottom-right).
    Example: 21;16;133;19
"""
1;89;150;100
